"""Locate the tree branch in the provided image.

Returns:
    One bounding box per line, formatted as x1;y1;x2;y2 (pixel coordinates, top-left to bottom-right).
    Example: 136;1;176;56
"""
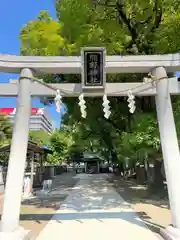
81;130;101;140
105;118;122;133
151;0;163;33
98;116;123;133
81;131;93;140
139;15;153;25
92;0;116;8
116;1;137;42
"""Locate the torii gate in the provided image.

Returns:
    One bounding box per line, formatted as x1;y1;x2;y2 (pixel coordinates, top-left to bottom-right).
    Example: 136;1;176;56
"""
0;50;180;239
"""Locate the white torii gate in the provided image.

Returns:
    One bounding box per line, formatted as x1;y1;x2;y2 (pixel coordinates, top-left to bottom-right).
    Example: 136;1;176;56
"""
0;53;180;239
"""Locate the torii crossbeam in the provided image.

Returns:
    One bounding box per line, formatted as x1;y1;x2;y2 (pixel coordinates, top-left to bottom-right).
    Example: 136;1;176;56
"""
1;53;180;73
0;77;180;97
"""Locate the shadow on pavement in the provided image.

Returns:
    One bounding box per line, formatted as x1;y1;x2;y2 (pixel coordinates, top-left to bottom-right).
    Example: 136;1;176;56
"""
21;172;79;210
107;174;169;235
18;174;164;235
22;195;67;210
108;175;169;209
17;210;162;234
0;173;165;237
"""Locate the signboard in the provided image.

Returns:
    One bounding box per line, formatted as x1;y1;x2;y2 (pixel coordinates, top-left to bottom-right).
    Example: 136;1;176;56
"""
81;47;106;89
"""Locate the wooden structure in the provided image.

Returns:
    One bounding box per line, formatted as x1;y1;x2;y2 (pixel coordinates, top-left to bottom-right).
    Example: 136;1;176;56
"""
0;141;52;189
75;153;104;173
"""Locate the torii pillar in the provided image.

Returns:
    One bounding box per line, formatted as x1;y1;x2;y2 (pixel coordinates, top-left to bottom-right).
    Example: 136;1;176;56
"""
0;69;33;239
153;67;180;239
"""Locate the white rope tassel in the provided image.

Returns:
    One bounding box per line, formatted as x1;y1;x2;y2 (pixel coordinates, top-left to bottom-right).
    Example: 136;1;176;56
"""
54;89;62;113
102;94;111;119
143;73;156;87
127;90;136;114
143;77;151;84
78;94;87;118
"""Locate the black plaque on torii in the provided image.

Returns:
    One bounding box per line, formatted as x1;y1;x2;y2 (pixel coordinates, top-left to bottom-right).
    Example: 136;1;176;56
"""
81;47;106;89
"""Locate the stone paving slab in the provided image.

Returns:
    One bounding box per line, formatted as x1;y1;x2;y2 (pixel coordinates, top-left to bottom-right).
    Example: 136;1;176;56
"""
36;174;160;240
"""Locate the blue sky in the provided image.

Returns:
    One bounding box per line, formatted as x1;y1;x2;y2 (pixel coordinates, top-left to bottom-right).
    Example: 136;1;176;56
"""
0;0;63;128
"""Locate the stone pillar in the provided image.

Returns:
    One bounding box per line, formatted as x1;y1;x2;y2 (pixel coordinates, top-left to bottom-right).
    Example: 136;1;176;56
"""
50;166;55;178
39;154;43;184
30;152;34;186
0;69;33;239
97;161;100;173
85;162;87;173
153;67;180;238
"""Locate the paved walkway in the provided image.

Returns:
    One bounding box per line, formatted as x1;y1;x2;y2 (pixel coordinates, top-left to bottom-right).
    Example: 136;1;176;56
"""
37;174;161;240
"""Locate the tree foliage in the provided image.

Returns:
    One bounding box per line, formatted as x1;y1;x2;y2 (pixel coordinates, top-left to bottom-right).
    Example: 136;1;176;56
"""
47;129;72;164
0;114;12;147
19;0;180;165
29;130;50;146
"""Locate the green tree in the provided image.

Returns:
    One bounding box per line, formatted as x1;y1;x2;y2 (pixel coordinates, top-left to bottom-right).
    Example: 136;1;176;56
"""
20;10;75;56
120;112;160;163
0;114;12;147
29;130;50;146
47;129;73;164
19;0;180;166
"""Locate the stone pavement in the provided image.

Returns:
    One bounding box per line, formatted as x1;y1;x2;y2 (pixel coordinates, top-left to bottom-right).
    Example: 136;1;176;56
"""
36;174;161;240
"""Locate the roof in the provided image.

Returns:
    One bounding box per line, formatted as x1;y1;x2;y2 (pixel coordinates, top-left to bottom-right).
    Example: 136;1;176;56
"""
82;158;104;162
0;141;53;154
83;152;105;160
75;152;105;162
